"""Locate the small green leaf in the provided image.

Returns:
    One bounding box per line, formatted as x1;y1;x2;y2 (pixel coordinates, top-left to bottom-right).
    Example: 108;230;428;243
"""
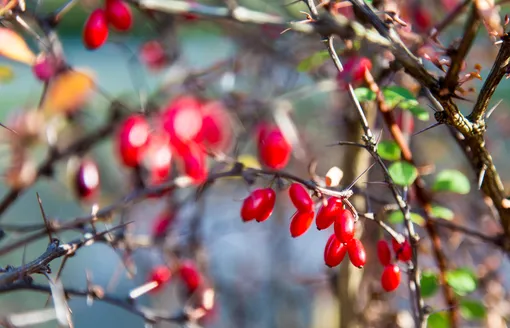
388;211;425;225
431;205;454;220
446;268;477;296
460;299;487;320
354;87;376;102
383;86;416;108
427;312;449;328
388;161;418;186
406;104;430;121
377;140;401;161
297;50;330;72
421;272;439;298
433;170;471;194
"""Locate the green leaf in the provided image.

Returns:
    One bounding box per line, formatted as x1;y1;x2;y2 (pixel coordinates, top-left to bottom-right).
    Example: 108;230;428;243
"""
297;50;330;72
354;87;375;102
433;170;471;194
431;205;454;220
446;268;477;296
460;299;487;320
421;272;439;298
377;141;401;161
388;211;425;226
388;161;418;186
383;86;416;107
427;312;449;328
406;104;430;121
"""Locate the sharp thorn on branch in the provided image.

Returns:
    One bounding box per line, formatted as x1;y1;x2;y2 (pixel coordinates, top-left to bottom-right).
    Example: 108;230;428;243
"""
478;164;487;190
485;99;503;119
346;162;376;191
412;122;443;137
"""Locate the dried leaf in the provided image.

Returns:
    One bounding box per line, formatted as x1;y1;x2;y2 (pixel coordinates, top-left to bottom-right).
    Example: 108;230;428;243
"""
41;70;95;114
475;0;503;36
0;27;35;65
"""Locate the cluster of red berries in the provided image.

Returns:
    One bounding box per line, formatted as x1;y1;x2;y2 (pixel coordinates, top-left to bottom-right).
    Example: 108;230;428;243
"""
83;0;133;50
115;96;232;185
376;238;412;292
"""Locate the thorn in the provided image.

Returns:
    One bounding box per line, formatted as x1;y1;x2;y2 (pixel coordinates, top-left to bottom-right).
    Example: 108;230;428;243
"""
375;128;384;144
478;164;487;190
0;122;18;135
412;122;443;137
485;99;503;119
36;193;53;242
346;162;376;191
326;141;366;148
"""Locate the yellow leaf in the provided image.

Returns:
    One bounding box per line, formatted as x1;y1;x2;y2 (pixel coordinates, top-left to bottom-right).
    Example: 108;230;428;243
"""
41;70;95;114
238;154;261;169
0;65;14;83
0;27;35;65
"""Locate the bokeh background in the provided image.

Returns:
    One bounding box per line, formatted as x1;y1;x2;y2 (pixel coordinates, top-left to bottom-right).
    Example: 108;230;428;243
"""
1;0;510;327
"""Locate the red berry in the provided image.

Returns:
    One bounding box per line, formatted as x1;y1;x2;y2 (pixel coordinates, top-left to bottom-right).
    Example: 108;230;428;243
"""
413;7;432;31
257;126;291;170
334;208;355;244
32;54;58;82
162;96;203;148
392;238;413;262
149;265;172;287
179;260;202;294
116;115;150;167
324;234;347;267
381;264;401;292
152;213;173;238
74;159;100;200
180;143;208;184
140;40;167;71
195;101;233;152
289;211;314;238
288;183;313;212
316;197;343;230
105;0;133;31
144;132;172;185
377;240;392;266
240;188;276;222
337;56;372;86
83;9;109;50
347;239;366;268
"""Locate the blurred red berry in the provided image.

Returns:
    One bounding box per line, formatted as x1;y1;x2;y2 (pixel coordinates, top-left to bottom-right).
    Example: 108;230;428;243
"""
140;40;167;71
180;143;208;184
396;111;415;134
257;126;291;170
83;9;109;50
162;96;203;149
32;54;58;82
116;115;150;167
152;212;173;238
413;7;432;32
241;188;276;222
324;234;347;267
316;197;343;230
196;101;233;152
381;264;401;292
289;211;314;237
377;240;392;266
74;159;100;200
337;56;372;86
289;183;313;212
149;265;172;288
105;0;133;31
179;260;202;294
144;132;172;185
347;239;366;268
334;208;355;244
392;238;413;262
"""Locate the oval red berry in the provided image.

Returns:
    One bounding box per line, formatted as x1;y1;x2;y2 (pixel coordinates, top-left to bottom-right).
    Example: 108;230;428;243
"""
179;260;202;294
116;115;150;167
149;265;172;286
257;126;291;170
376;240;392;266
83;9;109;50
347;239;366;268
241;188;275;222
316;197;343;230
74;159;100;200
105;0;133;31
334;208;355;244
392;238;412;262
289;183;313;212
289;211;314;238
381;264;401;292
324;234;347;267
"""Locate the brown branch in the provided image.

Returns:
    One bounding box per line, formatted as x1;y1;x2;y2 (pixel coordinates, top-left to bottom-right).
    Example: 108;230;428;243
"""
443;5;481;92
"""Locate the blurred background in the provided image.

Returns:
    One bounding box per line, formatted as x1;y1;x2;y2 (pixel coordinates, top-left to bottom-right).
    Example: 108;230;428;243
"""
0;0;510;327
